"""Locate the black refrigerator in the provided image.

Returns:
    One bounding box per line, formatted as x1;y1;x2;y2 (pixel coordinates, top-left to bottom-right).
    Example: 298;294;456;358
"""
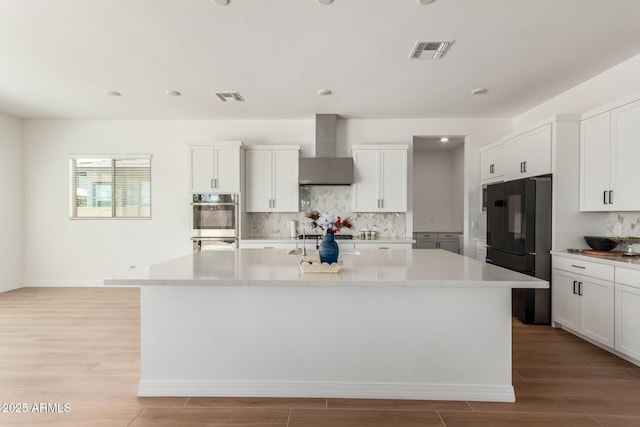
486;176;552;324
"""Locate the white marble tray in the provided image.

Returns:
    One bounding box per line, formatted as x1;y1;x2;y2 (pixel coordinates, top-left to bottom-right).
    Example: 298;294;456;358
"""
299;259;343;274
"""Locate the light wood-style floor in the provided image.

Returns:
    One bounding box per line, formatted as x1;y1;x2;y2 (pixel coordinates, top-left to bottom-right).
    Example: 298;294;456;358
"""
1;287;640;426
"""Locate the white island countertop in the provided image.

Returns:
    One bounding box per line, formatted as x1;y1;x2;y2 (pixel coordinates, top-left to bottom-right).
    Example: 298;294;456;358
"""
113;248;545;402
105;248;548;288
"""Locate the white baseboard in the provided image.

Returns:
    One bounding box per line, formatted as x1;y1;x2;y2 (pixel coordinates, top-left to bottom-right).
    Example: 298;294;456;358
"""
0;282;23;293
22;280;106;287
138;380;516;403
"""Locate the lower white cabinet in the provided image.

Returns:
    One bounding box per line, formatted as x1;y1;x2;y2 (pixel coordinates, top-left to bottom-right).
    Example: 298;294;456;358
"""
552;257;614;348
615;267;640;360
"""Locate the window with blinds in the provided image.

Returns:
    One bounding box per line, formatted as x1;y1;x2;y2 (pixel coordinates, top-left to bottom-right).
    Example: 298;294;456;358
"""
70;155;151;219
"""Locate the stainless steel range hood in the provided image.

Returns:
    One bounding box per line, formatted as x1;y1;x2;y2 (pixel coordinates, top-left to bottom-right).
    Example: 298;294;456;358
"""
299;114;354;185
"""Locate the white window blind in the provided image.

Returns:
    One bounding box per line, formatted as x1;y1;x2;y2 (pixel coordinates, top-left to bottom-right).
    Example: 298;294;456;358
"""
70;155;151;219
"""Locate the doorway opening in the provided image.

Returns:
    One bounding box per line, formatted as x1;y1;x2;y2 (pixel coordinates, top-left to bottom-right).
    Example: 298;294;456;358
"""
412;135;466;253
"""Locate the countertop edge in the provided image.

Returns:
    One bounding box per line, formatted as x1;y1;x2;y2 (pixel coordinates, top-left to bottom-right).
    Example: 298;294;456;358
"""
104;278;548;289
552;250;640;271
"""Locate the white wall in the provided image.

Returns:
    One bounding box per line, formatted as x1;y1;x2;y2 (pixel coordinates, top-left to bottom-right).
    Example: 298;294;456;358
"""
22;120;313;286
0;113;23;292
452;144;464;231
22;117;510;285
513;52;640;131
412;148;463;232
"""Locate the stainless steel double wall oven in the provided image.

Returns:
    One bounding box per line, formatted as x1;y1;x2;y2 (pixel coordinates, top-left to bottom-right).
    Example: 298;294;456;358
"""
191;193;239;250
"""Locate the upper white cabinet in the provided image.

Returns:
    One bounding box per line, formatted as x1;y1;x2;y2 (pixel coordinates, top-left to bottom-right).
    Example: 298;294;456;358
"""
580;112;612;211
480;143;504;184
504;124;552;181
245;146;300;212
352;145;408;212
580;99;640;211
189;142;243;193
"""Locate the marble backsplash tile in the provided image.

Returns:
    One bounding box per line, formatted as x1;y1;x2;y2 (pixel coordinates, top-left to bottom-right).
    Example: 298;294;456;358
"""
243;186;407;238
606;212;640;237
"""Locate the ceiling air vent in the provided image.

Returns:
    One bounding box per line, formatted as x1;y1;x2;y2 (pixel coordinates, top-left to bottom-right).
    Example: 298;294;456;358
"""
410;40;454;59
215;92;245;102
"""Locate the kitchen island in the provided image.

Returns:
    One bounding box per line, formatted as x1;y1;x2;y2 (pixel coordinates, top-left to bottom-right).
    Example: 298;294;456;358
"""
105;249;547;402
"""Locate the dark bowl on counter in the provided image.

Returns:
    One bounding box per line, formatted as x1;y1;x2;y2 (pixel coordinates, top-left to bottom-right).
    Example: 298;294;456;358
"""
584;236;618;251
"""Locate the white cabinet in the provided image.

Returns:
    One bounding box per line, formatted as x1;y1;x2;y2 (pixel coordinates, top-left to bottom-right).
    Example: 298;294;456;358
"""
580;112;612;211
189;142;243;193
245;146;299;212
480;143;504;184
475;239;487;262
352;145;408;212
615;267;640;361
612;100;640;210
580;99;640;211
504;124;552;181
552;256;614;348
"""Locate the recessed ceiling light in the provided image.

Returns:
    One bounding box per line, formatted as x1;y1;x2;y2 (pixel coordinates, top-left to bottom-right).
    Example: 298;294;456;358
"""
440;137;449;143
165;90;182;97
212;0;229;5
317;89;332;96
471;88;488;95
418;0;436;4
105;90;122;97
317;0;334;4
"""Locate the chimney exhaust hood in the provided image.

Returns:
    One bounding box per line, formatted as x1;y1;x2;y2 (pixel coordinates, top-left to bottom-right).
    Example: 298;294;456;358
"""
299;114;354;185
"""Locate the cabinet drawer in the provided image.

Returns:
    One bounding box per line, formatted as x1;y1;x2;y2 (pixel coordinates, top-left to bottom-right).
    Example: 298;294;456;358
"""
414;232;437;240
553;256;614;281
437;232;460;240
616;267;640;289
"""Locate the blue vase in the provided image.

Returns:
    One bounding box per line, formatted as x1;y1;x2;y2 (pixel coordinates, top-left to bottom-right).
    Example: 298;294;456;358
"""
318;232;339;264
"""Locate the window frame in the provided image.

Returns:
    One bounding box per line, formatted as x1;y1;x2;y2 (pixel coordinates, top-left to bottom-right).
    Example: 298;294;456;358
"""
69;154;152;220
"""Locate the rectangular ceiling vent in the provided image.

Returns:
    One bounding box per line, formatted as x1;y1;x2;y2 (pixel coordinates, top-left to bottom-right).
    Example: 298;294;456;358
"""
410;40;454;59
215;92;245;102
